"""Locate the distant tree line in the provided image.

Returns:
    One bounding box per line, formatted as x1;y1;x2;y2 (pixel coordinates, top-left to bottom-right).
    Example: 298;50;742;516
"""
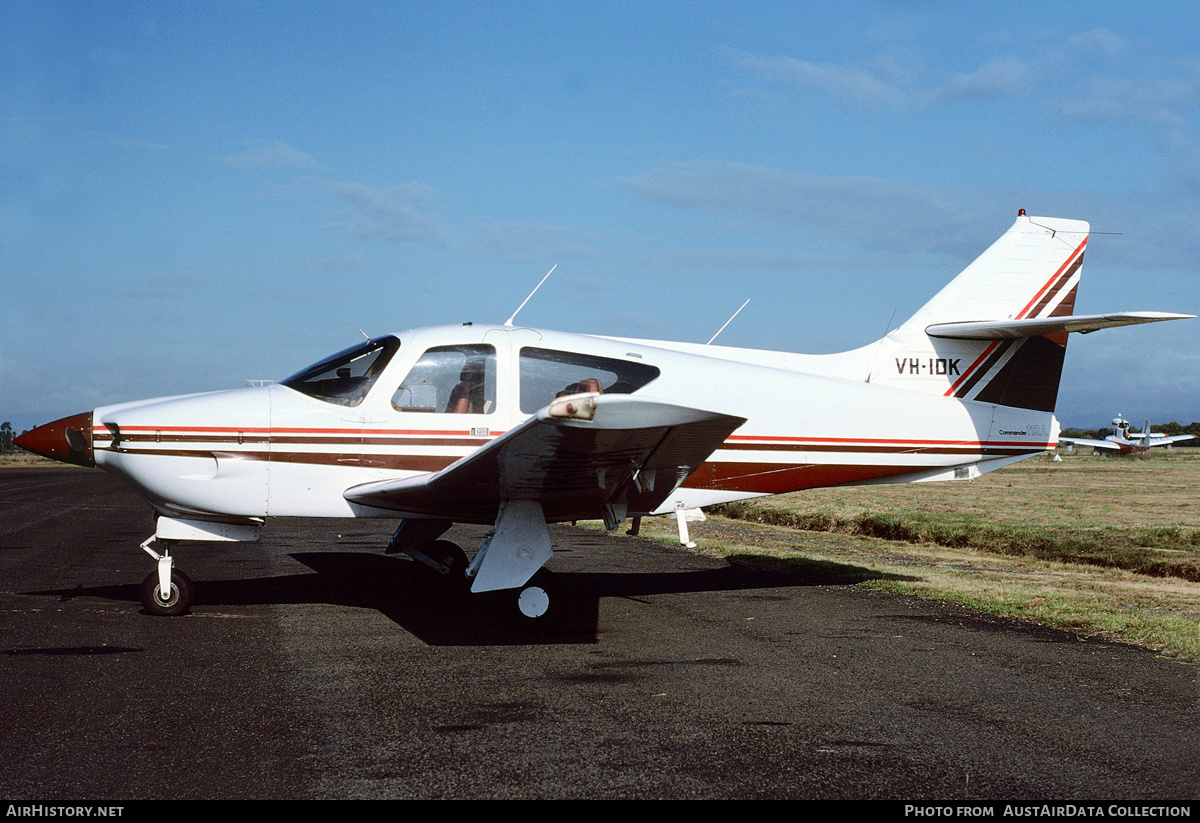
1;422;37;454
1060;420;1200;446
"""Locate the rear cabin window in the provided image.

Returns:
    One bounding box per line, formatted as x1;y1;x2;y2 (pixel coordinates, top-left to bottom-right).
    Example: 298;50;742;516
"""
391;344;497;414
519;347;660;414
282;337;400;407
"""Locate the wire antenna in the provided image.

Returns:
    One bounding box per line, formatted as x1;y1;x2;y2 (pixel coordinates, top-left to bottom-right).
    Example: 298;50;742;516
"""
505;264;557;327
706;299;750;345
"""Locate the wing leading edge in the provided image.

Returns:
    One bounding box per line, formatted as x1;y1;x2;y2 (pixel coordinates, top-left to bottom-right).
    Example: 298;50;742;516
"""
343;393;747;525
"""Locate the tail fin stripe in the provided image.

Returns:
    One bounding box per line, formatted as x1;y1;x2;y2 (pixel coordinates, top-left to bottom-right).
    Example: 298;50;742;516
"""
952;340;1015;399
944;235;1086;399
1015;237;1088;320
944;340;1002;396
1026;254;1083;320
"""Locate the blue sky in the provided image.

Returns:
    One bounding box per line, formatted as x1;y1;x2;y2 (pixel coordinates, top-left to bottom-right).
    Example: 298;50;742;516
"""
4;1;1199;431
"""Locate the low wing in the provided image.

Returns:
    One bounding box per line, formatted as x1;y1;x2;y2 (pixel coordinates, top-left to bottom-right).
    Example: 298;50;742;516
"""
344;393;746;524
1059;434;1195;451
1058;437;1124;451
1148;434;1197;446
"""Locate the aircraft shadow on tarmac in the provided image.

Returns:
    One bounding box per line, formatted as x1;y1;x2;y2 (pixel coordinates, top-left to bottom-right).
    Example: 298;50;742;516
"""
29;553;909;646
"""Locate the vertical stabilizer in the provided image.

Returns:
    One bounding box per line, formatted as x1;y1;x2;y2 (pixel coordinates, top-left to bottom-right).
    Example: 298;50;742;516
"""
869;213;1089;412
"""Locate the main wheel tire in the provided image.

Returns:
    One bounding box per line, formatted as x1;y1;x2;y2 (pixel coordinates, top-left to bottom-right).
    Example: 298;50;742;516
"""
516;584;551;618
512;569;559;624
140;569;194;616
419;540;469;588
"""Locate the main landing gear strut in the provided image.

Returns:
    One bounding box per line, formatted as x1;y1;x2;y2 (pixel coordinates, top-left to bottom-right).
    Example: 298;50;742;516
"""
389;501;560;622
406;535;557;620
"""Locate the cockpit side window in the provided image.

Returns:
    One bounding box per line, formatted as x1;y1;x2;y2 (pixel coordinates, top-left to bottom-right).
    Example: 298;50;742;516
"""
519;347;659;414
391;344;497;414
282;337;400;407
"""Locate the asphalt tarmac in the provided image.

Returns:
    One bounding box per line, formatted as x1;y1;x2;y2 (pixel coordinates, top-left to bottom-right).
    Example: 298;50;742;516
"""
0;467;1196;800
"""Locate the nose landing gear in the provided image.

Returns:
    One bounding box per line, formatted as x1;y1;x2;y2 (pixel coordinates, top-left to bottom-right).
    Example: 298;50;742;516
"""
139;536;195;616
140;567;194;616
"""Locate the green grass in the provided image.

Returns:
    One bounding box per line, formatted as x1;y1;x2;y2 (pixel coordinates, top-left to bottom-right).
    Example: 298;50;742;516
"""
713;499;1200;581
611;453;1200;661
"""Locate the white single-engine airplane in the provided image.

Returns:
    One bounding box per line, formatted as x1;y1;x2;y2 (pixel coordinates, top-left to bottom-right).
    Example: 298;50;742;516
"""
16;212;1193;620
1059;415;1197;454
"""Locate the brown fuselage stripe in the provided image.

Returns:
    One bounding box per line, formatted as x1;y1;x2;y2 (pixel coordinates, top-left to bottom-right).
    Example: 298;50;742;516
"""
98;444;1044;495
718;441;1037;456
100;440;1045;461
103;447;459;472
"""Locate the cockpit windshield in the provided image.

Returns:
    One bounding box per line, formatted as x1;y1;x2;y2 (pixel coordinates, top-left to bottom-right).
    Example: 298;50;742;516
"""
282;336;400;407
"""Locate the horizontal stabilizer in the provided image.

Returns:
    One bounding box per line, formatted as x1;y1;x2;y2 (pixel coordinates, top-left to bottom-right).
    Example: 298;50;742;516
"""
926;312;1194;340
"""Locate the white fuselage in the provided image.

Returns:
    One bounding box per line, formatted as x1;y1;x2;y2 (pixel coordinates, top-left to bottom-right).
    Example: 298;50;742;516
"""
91;323;1057;523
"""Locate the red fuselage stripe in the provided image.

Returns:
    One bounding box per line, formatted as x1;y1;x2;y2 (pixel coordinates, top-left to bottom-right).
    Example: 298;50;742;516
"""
114;425;505;437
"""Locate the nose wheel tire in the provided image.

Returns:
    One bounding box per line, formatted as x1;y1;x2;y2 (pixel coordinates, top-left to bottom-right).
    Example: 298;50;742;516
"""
140;569;194;616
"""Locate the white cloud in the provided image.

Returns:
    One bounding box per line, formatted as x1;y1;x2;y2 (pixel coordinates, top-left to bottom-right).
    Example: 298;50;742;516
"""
315;179;450;243
614;160;992;256
223;141;318;170
722;48;909;109
303;178;608;263
1067;28;1124;58
105;137;173;151
1054;74;1200;129
930;54;1033;104
721;46;1039;110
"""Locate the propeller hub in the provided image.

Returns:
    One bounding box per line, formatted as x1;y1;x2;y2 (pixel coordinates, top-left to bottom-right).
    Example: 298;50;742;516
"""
13;411;95;467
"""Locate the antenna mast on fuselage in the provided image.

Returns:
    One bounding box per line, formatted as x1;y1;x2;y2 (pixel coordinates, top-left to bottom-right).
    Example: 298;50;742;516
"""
706;299;750;345
504;264;558;327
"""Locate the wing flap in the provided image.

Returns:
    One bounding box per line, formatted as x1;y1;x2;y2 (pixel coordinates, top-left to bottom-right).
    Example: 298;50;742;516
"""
344;394;745;523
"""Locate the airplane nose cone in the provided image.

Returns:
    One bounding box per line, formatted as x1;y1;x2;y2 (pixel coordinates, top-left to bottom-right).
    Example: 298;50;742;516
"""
13;411;95;467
